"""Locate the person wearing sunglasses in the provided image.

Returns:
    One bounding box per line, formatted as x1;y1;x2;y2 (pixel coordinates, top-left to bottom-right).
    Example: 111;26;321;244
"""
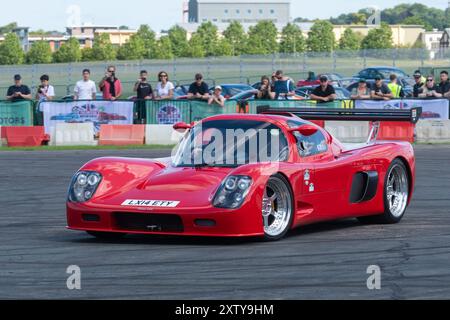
412;71;425;98
270;72;277;91
273;70;295;100
370;76;393;100
187;73;210;100
155;71;174;100
99;66;122;101
419;76;442;99
310;76;337;103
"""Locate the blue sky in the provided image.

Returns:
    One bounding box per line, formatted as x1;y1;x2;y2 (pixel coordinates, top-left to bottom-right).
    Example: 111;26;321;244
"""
0;0;448;31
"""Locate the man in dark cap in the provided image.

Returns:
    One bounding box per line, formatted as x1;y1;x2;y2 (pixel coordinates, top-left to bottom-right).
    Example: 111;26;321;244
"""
413;70;425;98
6;75;32;102
371;75;393;100
310;75;337;103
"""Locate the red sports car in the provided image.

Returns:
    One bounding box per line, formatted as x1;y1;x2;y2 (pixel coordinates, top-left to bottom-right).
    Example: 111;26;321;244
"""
67;107;420;241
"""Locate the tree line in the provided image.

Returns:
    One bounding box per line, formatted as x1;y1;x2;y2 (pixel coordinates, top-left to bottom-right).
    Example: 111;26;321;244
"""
0;20;412;65
322;3;450;32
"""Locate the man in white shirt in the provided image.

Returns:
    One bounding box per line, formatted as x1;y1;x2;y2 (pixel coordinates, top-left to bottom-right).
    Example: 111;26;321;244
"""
74;69;97;100
36;74;55;102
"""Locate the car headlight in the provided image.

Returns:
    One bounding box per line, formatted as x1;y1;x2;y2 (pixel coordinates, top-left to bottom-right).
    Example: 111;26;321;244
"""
213;176;252;209
68;171;102;203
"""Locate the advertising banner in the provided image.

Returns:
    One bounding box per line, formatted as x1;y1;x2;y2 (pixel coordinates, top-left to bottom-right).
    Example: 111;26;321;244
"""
0;101;34;126
41;100;134;134
355;99;449;120
145;100;191;125
145;99;349;125
146;100;236;124
190;100;229;122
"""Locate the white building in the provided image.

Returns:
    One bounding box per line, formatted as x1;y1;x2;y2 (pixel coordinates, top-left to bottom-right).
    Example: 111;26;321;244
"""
421;29;443;59
66;24;137;48
186;0;291;24
422;29;442;51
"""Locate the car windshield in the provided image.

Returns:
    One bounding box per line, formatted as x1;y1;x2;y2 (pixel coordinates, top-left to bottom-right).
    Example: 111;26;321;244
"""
221;85;254;96
229;90;258;100
378;69;407;79
322;73;342;81
173;120;289;167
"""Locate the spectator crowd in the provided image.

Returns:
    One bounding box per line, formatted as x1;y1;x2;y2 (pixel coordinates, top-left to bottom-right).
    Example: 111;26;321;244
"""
5;66;450;106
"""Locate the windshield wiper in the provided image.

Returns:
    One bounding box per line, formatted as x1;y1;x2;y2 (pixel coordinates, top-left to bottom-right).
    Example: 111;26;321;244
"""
174;162;238;168
193;162;238;168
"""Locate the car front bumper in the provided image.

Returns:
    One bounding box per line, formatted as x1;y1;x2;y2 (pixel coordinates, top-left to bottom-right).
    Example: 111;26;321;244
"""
66;201;265;238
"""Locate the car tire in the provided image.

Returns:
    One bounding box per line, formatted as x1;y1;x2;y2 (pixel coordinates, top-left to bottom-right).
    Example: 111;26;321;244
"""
358;159;409;225
262;174;294;241
86;231;127;240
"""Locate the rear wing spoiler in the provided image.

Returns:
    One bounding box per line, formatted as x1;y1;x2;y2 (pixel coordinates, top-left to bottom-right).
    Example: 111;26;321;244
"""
256;106;422;124
257;106;422;144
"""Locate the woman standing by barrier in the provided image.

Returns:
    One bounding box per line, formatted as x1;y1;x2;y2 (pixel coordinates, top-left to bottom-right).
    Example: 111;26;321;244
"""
155;71;174;100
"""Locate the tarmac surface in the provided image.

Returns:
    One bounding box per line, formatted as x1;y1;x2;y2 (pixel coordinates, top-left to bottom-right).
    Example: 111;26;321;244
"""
0;145;449;299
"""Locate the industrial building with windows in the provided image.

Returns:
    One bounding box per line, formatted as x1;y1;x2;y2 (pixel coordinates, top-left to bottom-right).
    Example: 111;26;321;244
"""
185;0;291;24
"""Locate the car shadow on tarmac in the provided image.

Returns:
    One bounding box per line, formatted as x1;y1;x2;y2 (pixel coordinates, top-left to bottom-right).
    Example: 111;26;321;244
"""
60;218;364;246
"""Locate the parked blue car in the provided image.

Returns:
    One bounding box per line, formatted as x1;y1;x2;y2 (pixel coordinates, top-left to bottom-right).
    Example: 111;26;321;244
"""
354;66;410;81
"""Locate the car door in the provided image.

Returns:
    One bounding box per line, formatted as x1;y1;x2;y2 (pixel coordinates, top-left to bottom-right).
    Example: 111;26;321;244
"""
311;152;356;219
289;121;348;220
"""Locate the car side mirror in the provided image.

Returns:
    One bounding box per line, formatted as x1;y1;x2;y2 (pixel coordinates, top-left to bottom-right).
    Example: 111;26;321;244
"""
289;124;318;137
173;122;192;133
